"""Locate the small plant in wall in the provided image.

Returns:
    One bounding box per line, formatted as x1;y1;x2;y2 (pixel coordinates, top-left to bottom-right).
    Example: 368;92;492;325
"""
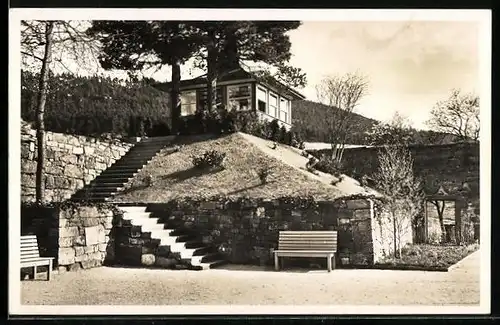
257;166;273;184
192;150;226;170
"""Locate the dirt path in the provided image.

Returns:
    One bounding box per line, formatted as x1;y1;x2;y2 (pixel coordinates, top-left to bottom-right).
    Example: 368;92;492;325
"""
20;251;480;306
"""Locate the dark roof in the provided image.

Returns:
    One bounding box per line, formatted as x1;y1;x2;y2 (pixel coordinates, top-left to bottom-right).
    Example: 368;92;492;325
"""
155;66;305;101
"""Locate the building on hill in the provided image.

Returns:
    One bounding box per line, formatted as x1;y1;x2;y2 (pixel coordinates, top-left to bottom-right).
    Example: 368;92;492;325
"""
155;65;305;130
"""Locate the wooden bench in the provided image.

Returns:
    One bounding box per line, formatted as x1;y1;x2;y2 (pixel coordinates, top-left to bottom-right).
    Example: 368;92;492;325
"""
274;231;338;272
21;235;55;281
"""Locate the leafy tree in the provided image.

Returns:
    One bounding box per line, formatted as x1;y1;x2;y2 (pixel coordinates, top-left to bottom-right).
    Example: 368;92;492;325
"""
427;89;480;142
189;21;307;111
88;21;201;134
373;145;424;258
366;112;416;146
21;20;99;203
315;72;369;163
21;70;170;137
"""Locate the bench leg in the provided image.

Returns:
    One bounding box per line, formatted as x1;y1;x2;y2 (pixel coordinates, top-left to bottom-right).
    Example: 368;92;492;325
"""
332;254;336;270
274;254;279;271
47;260;53;281
327;254;332;272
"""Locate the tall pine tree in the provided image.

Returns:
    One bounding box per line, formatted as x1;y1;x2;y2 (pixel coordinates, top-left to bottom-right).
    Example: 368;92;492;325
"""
88;21;201;134
189;21;307;112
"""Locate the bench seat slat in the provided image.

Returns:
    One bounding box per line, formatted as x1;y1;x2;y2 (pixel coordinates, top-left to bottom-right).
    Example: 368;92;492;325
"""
279;247;336;251
275;250;335;255
279;231;337;234
275;231;338;272
21;245;39;249
20;235;55;280
279;234;337;237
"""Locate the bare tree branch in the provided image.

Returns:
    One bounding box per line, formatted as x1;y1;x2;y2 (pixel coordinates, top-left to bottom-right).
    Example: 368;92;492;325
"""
427;89;480;142
316;72;369;163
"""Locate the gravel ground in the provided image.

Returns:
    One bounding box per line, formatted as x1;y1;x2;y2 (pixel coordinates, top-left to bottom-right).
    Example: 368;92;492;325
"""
21;251;480;306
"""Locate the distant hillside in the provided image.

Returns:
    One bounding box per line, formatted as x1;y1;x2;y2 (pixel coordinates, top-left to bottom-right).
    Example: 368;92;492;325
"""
291;99;461;145
291;100;378;144
21;70;171;138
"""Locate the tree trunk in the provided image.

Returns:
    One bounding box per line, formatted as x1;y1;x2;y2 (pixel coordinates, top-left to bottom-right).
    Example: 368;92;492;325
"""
35;21;54;203
206;29;218;113
392;211;398;258
219;32;239;72
432;200;447;243
170;59;181;135
438;202;447;243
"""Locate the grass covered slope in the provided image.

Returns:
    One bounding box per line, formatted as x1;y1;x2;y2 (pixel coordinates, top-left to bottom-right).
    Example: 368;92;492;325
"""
114;132;380;203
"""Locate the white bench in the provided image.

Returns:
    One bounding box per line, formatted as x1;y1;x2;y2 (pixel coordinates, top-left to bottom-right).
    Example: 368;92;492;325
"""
21;235;55;281
274;231;338;272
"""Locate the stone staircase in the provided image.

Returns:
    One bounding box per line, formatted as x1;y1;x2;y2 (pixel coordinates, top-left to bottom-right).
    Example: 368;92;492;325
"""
118;206;227;270
71;136;174;202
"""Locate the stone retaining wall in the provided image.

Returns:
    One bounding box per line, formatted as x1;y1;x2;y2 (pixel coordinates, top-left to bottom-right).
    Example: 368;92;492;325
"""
311;142;480;197
21;204;117;272
128;198;387;267
21;121;134;202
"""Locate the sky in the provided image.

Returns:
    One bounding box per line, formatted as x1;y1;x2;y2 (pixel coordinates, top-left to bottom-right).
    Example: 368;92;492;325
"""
285;21;480;129
39;19;480;130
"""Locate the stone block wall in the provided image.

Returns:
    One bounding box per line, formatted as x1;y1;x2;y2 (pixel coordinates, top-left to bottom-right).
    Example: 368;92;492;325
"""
311;142;480;235
129;197;383;267
21;121;134;202
311;142;480;197
21;204;117;272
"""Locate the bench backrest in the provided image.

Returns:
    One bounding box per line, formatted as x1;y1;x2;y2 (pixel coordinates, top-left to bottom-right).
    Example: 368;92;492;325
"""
21;235;41;261
278;231;338;252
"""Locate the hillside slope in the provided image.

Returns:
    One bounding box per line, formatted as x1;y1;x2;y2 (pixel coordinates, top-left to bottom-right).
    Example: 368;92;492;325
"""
114;132;381;203
291;100;377;144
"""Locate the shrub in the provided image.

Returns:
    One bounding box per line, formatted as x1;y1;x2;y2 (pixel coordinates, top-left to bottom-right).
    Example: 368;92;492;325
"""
314;155;344;177
268;119;280;141
278;125;288;144
257;166;273;184
192;150;226;169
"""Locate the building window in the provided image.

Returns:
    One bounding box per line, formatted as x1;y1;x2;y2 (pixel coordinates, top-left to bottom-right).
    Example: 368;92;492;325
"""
227;84;252;111
280;97;289;123
269;93;278;118
180;90;197;116
257;87;267;113
198;87;223;111
287;100;292;124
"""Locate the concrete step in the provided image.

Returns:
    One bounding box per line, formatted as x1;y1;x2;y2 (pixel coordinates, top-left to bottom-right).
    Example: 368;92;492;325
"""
125;148;164;154
104;167;141;173
138;223;165;232
190;252;221;265
126;216;159;226
177;246;214;259
94;174;136;180
192;260;227;271
84;185;124;192
87;181;126;187
79;189;118;195
99;170;139;176
158;235;179;246
111;162;148;169
122;211;152;219
118;206;148;213
140;136;176;143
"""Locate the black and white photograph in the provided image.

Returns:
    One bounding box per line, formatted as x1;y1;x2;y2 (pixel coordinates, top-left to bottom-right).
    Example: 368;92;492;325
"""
9;8;491;315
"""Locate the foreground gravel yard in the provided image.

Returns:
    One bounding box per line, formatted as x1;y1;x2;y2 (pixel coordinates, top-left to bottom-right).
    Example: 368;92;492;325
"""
21;251;480;306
